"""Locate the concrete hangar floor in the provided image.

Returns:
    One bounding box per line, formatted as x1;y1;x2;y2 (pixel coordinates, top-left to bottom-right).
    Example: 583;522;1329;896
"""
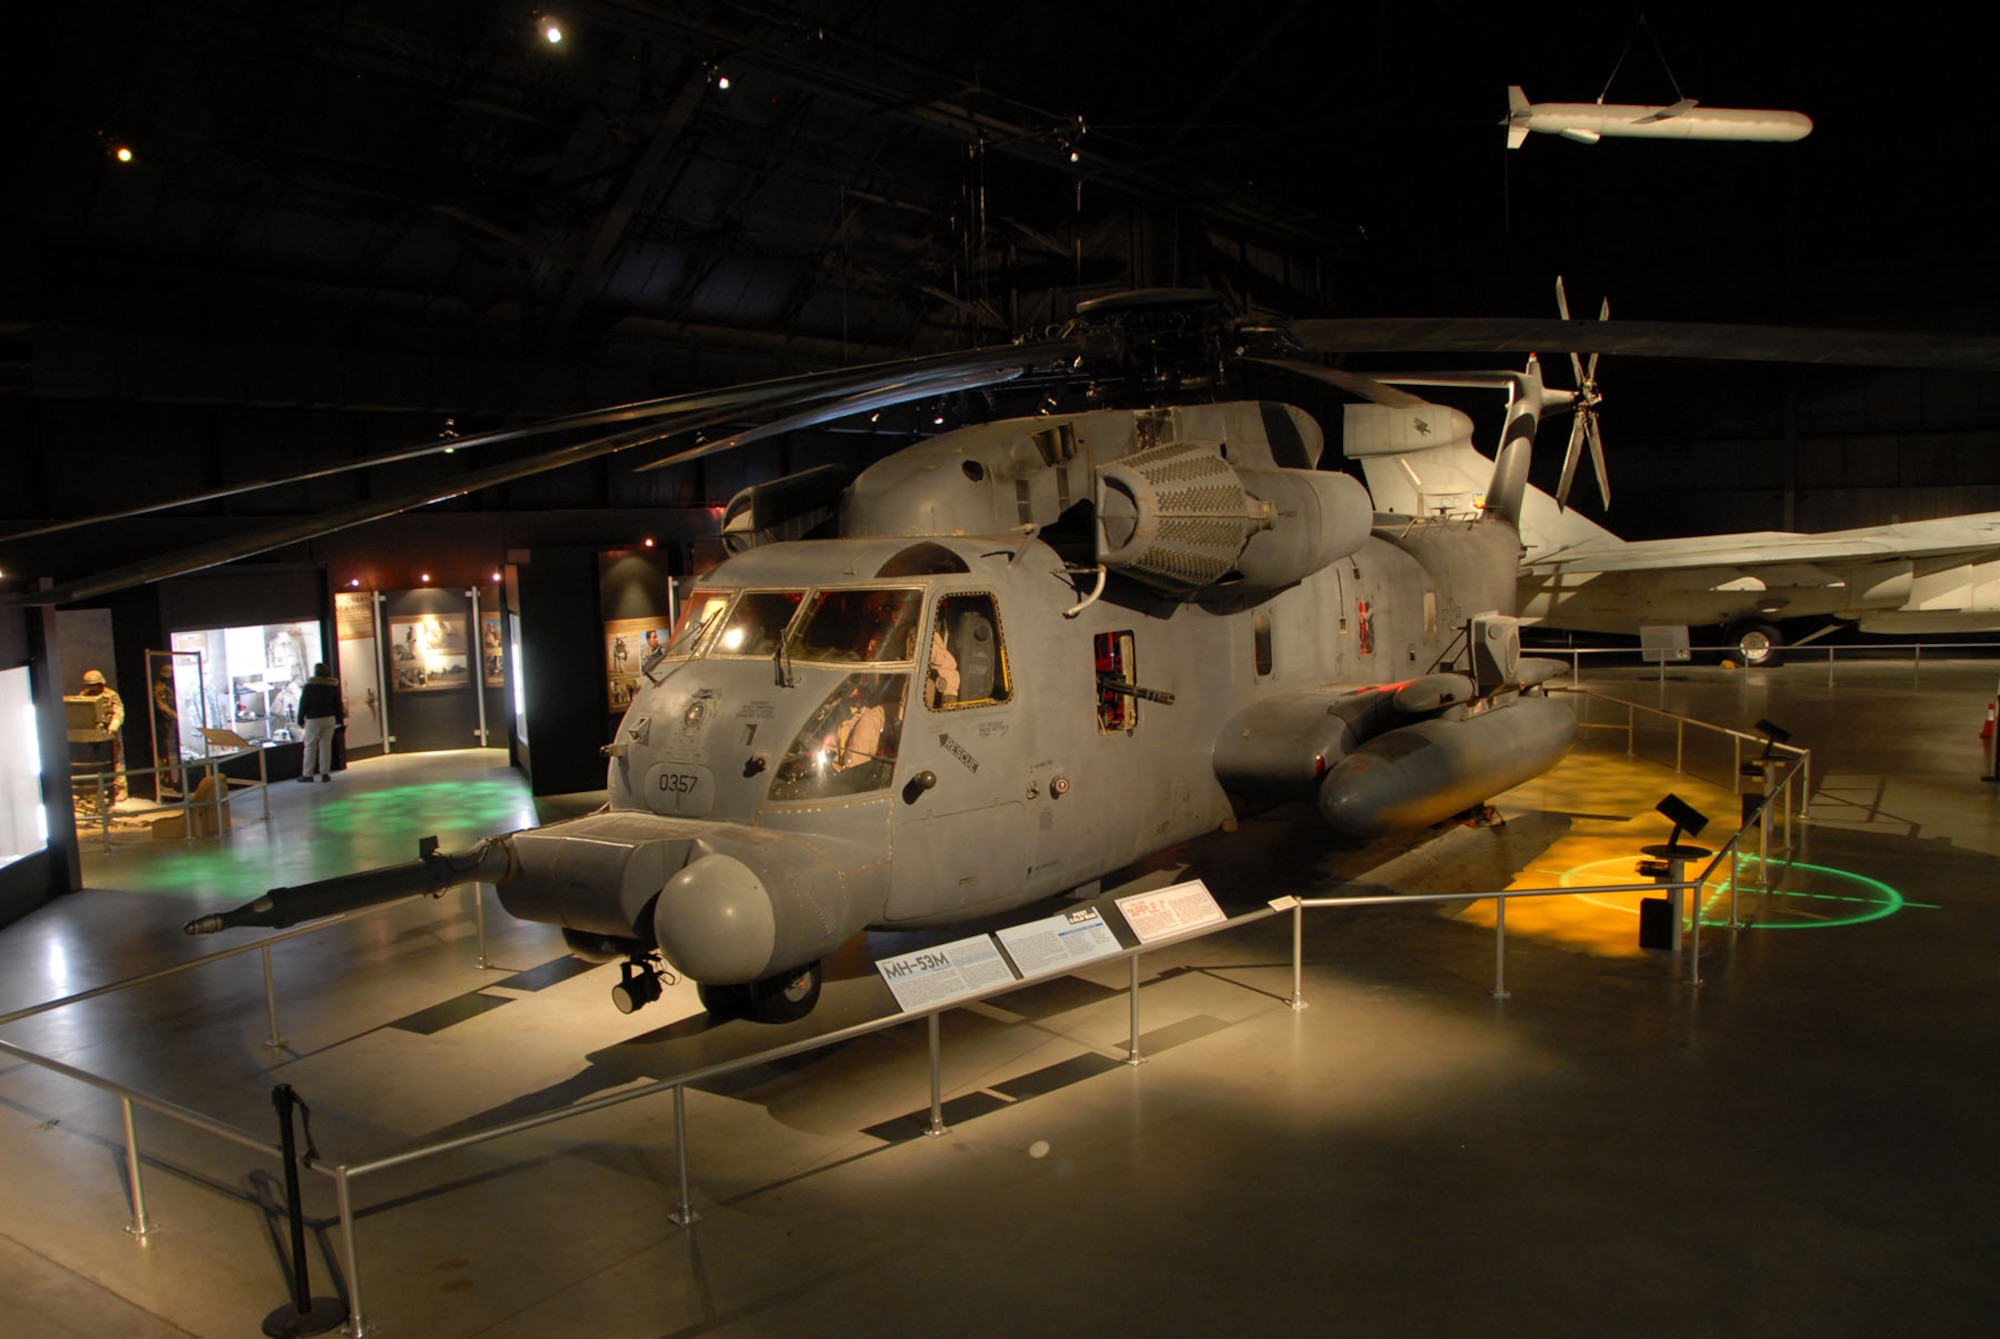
1;660;1997;1338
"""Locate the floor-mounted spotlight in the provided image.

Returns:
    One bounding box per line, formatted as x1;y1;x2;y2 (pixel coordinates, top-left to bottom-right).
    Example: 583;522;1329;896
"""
1637;793;1713;952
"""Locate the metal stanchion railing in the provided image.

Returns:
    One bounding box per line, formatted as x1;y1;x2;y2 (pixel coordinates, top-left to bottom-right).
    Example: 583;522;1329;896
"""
120;1097;153;1240
1286;898;1306;1010
1124;956;1146;1067
0;897;441;1032
262;943;286;1051
0;1035;282;1248
925;1013;949;1136
69;752;273;853
334;1169;362;1337
1290;881;1698;1004
19;722;1856;1338
670;1086;699;1226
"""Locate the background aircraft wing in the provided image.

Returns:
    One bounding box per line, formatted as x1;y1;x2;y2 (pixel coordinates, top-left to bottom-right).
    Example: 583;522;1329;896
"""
1525;513;2000;574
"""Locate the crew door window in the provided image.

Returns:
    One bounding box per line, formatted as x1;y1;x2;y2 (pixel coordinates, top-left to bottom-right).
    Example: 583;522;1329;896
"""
1095;630;1138;733
926;593;1010;710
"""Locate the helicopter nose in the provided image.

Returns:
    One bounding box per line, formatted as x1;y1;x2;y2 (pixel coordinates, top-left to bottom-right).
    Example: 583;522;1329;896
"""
652;853;778;983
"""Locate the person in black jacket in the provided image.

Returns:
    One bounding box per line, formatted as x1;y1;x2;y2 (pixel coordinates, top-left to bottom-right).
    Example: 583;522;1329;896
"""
295;663;345;784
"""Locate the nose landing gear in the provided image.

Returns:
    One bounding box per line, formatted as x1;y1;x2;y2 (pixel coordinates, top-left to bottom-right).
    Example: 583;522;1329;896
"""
696;961;823;1024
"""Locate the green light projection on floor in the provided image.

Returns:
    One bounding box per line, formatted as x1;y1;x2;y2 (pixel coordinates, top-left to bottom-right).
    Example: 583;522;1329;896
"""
312;778;531;842
105;778;536;902
1560;857;1911;931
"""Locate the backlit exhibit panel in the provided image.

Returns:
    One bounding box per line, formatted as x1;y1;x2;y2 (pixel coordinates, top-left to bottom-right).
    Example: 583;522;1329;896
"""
0;667;48;867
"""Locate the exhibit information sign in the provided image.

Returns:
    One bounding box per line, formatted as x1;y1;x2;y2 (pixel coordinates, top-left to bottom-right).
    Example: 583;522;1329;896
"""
1640;625;1692;664
995;907;1122;978
876;934;1016;1012
1114;879;1225;944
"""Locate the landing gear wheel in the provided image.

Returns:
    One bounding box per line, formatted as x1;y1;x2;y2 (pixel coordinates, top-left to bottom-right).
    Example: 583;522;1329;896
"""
744;961;822;1023
1727;621;1784;668
698;963;823;1023
695;980;748;1020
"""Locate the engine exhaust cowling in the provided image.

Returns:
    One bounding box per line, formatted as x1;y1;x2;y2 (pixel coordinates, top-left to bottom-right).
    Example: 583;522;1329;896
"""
1095;440;1371;596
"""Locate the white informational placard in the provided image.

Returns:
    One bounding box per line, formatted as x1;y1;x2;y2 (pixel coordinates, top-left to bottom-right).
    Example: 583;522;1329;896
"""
876;934;1017;1012
996;907;1122;979
1114;879;1226;944
1639;625;1692;664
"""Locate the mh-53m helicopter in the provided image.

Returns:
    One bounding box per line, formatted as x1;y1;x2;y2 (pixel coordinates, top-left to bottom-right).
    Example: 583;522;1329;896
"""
175;290;1582;1023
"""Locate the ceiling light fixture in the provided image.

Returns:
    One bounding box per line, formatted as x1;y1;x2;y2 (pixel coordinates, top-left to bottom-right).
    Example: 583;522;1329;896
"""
537;13;564;44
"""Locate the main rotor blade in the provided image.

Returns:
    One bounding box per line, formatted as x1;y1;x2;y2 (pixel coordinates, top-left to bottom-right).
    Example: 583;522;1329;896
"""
9;338;1083;607
633;362;1037;471
1240;357;1435;408
16;415;701;607
0;339;1077;544
1286;318;2000;371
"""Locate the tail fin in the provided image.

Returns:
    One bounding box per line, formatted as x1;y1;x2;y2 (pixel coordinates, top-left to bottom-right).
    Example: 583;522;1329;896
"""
1484;436;1531;525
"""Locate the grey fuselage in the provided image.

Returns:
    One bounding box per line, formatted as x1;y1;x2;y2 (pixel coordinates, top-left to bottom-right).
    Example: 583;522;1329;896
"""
601;402;1521;945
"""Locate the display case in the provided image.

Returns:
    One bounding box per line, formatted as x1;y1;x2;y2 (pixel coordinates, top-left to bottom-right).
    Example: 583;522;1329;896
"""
169;620;323;749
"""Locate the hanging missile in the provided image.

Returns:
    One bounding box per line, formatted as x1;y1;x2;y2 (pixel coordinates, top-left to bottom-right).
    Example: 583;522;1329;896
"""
1505;86;1812;149
1318;696;1576;837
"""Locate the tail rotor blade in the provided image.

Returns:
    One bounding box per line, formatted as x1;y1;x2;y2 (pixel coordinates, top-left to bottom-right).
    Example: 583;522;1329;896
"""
1556;411;1586;510
1556;276;1587;388
1585;413;1611;510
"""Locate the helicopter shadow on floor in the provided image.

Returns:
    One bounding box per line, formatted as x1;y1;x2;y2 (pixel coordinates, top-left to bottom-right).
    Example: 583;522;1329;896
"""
409;803;1576;1147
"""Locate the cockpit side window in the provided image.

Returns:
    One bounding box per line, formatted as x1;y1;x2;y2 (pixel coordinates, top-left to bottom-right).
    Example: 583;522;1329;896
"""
711;590;804;656
766;672;909;802
925;593;1010;710
790;588;924;663
666;590;730;657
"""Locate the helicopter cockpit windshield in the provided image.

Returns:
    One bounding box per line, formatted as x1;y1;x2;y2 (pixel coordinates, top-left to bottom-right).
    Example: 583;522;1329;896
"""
760;587;924;802
665;590;730;657
710;590;804;656
789;588;923;663
767;671;909;801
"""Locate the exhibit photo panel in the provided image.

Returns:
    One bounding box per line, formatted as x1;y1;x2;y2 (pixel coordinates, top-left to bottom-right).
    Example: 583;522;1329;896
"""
378;588;484;754
334;590;385;758
479;600;509;749
599;546;678;715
